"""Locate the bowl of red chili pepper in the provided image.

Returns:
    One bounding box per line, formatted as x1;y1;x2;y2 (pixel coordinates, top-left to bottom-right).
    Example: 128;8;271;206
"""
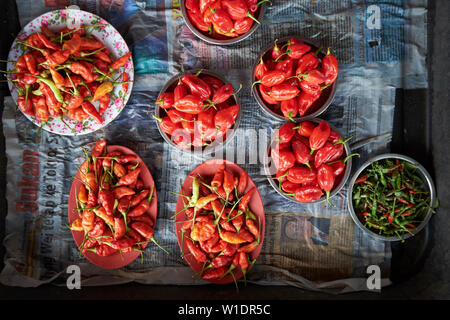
252;37;338;122
67;141;168;269
153;69;241;154
180;0;267;45
264;119;355;205
6;8;134;135
347;154;437;242
174;159;265;285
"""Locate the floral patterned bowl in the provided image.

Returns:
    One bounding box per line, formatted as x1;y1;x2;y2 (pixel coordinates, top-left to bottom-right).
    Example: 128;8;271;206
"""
7;8;134;135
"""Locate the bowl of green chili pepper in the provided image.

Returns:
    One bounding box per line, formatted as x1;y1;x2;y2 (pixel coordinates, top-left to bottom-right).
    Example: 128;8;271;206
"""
347;153;437;242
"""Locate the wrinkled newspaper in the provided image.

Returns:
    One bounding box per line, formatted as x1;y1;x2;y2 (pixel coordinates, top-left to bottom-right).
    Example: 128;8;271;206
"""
0;0;428;293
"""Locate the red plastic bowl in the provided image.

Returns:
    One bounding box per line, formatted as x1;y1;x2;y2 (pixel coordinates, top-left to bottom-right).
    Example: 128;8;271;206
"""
67;145;158;269
174;159;265;284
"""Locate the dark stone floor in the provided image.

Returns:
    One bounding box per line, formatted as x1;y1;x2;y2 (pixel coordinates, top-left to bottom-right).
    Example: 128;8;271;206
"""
0;0;448;300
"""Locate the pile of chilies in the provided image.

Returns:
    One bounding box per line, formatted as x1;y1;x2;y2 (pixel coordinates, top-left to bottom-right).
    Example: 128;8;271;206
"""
271;120;356;204
178;165;260;283
253;37;338;120
154;72;239;149
6;25;131;128
70;141;165;257
185;0;267;38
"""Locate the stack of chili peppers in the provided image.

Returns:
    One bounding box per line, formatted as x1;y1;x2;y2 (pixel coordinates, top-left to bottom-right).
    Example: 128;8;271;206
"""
253;37;338;120
69;141;166;257
154;71;240;150
177;165;260;284
352;158;432;239
184;0;267;38
270;120;355;204
6;24;132;130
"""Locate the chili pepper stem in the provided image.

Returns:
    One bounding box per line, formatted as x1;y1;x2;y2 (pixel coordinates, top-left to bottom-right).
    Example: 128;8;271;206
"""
150;237;170;255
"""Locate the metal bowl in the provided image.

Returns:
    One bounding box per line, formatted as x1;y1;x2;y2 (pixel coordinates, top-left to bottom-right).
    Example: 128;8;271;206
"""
180;0;266;45
263;118;352;205
252;37;337;122
347;153;436;242
154;69;241;155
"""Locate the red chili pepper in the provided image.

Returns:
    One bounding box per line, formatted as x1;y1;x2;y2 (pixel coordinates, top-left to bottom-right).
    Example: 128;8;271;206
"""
112;186;136;199
188;8;212;32
354;175;367;184
181;73;212;100
280;98;298;121
296;52;320;74
62;33;81;54
317;164;335;204
254;57;268;80
114;217;127;240
287;167;317;184
117;194;132;213
196;108;216;140
256;70;287;87
130;221;154;240
211;164;225;188
329;160;345;177
36;32;61;51
23;53;37;75
267;83;300;101
271;40;283;60
281;181;300;193
131;213;154;228
271;144;296;172
186;0;200;12
212;84;234;104
202;267;226;280
314;142;343;168
156;92;175;109
298;69;325;85
88;218;105;238
259;84;278;105
154;116;182;136
275;57;294;78
238;187;256;212
237;170;248;195
81;101;103;124
284;43;311;59
185;238;207;263
214;104;239;134
296;91;319;117
234;17;253;34
210;255;233;269
294;185;323;202
127;190;154;218
309;120;331;152
69;61;97;83
276;122;296;144
291;138;312;166
81;209;95;232
199;0;216;13
118;167;141;186
98;190;115;216
209;8;234;33
295;121;315;137
110;238;137;250
299;80;321;96
173;80;189;102
173;95;204;114
110;51;132;70
95;244;118;256
98;94;110;116
17;95;35;117
321;48;338;85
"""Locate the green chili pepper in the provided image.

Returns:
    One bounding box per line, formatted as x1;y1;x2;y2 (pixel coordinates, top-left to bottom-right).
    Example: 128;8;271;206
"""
188;178;199;208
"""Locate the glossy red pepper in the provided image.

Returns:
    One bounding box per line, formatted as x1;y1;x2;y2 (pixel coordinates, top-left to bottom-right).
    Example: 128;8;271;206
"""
296;90;320;117
276;122;296;144
271;145;296;172
267;83;300;101
287;167;317;184
294;185;323;202
314;142;343;168
17;95;35;117
173;80;189;102
259;85;278;105
257;70;287;87
299;80;321;96
196;108;216;140
81;101;103;124
298;69;325;85
254;57;268;80
36;32;61;51
317;164;335;204
234;17;253;34
212;84;234;104
291;138;312;166
210;8;234;33
32;95;49;122
181;74;212;100
329;160;345;177
211;164;225;188
280;98;298;120
238;187;256;212
309;120;331;152
275;57;294;78
188;8;212;32
214;104;239;134
110;51;132;70
296;52;320;74
281;181;300;193
173;95;204;114
185;238;207;263
130;221;154;240
321;48;338;85
295;121;315;137
156;92;174;109
237;170;248;195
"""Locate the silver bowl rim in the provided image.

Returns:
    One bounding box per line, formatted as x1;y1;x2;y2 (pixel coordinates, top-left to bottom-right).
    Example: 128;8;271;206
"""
155;69;241;155
180;0;266;45
346;153;436;242
263;118;352;205
251;36;338;122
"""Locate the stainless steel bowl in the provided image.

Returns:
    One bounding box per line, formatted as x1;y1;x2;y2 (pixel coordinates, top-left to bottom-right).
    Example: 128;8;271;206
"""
263;118;352;205
154;69;241;155
347;153;436;242
180;0;266;45
252;37;337;122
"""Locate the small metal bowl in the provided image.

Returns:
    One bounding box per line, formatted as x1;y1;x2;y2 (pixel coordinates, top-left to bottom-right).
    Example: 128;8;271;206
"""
154;69;241;155
263;118;352;205
252;37;337;122
347;153;436;242
180;0;266;45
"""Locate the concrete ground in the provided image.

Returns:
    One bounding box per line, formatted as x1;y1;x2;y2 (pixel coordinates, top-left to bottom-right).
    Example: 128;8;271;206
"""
0;0;448;300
